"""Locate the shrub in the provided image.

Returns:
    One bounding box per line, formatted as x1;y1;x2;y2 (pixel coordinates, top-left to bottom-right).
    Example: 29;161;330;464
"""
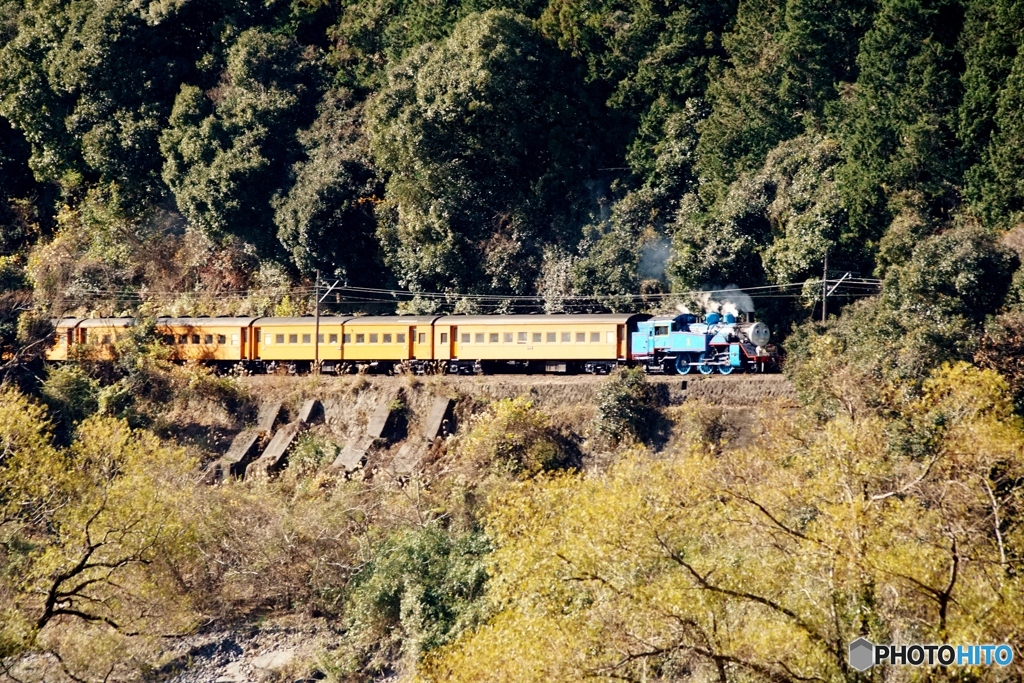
456;397;563;477
40;364;100;430
594;367;661;444
288;432;339;477
674;401;731;447
341;526;489;674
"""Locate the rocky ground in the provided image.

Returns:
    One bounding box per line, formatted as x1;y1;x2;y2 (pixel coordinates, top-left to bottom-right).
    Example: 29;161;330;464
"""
155;617;350;683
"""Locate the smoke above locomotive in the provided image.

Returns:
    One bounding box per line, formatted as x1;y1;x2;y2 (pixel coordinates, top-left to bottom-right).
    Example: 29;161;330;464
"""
676;284;756;319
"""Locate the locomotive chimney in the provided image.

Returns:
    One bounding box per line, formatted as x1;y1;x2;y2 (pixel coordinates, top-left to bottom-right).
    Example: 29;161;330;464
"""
746;312;754;323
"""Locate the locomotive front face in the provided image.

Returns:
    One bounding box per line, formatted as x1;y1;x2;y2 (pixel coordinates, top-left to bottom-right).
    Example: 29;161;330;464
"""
746;322;770;347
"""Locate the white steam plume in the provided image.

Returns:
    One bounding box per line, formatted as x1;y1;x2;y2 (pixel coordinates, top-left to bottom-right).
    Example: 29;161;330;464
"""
719;285;755;313
687;285;755;317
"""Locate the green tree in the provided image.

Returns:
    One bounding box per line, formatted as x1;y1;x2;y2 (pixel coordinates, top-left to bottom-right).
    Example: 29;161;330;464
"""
786;224;1017;416
368;9;601;297
0;0;335;209
0;117;43;254
696;0;873;197
330;0;548;94
273;91;385;283
958;0;1024;225
594;366;661;443
161;28;323;257
538;0;734;272
669;133;849;293
830;0;965;262
343;526;490;675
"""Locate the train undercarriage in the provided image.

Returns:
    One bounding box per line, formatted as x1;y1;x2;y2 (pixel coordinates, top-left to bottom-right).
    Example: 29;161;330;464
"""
639;349;778;376
238;358;625;376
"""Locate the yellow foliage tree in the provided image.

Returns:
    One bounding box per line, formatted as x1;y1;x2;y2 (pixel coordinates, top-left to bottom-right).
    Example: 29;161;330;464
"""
420;363;1024;682
0;388;202;680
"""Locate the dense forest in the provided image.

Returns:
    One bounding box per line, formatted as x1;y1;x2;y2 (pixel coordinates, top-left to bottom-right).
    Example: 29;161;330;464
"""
2;0;1024;681
1;0;1023;320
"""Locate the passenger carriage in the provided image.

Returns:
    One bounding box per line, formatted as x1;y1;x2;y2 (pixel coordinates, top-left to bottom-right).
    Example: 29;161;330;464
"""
251;316;352;374
45;318;82;362
157;317;259;367
436;314;648;374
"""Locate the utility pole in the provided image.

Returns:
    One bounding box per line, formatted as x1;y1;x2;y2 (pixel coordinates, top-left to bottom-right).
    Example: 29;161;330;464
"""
313;269;321;375
822;252;828;323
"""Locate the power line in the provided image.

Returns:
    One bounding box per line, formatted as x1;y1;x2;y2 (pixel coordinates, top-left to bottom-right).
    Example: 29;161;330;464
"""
49;278;882;311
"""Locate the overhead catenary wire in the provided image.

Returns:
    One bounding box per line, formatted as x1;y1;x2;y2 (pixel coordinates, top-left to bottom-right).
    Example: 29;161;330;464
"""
56;278;882;305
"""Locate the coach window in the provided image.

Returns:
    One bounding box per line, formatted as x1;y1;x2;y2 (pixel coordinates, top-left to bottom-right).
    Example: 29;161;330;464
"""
591;332;600;342
356;334;365;343
192;334;200;344
162;335;174;345
561;332;571;343
179;335;189;344
289;334;298;344
504;332;513;343
475;333;484;343
231;334;238;345
576;332;586;342
329;334;338;344
317;334;324;343
264;334;271;345
518;332;527;342
419;333;427;344
369;333;379;343
217;335;226;344
440;332;448;343
547;332;556;342
383;333;392;343
490;333;499;343
397;333;406;343
101;334;111;344
204;335;213;344
302;334;311;344
343;333;351;343
532;332;542;342
276;334;285;344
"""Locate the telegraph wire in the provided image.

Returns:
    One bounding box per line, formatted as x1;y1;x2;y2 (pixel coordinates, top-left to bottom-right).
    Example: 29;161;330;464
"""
56;278;882;304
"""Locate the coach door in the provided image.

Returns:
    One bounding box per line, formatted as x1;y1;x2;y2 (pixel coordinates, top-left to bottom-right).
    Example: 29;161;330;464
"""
412;326;431;359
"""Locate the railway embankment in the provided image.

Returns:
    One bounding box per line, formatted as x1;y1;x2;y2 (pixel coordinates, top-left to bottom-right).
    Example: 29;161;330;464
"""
217;373;798;479
236;371;797;410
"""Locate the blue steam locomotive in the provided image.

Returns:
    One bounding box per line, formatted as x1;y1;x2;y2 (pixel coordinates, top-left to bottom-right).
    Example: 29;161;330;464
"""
632;312;779;375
